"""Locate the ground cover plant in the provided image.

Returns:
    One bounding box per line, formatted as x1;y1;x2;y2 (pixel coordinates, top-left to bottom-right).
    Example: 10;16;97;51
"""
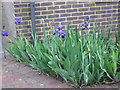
4;17;120;87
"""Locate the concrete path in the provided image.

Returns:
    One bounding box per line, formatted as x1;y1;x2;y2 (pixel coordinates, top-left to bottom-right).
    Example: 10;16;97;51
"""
1;53;71;88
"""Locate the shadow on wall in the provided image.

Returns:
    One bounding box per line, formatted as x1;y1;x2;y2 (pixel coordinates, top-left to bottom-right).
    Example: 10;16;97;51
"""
1;2;16;59
0;2;3;59
2;2;16;48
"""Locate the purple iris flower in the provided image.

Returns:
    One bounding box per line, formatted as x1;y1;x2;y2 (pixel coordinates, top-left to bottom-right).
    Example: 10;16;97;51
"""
82;27;86;30
15;18;20;21
53;25;66;38
61;34;66;38
53;24;66;38
15;18;21;24
53;32;56;35
6;32;9;36
2;31;5;36
59;30;66;38
84;21;89;29
59;30;65;35
55;24;64;29
49;20;53;23
2;25;5;29
81;16;90;30
53;29;59;35
55;28;59;32
1;31;9;36
85;21;89;26
85;16;89;21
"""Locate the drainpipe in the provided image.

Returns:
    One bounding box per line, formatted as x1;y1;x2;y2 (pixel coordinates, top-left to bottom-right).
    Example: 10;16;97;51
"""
30;1;36;45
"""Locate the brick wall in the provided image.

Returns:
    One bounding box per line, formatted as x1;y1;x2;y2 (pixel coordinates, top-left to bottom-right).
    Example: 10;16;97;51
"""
14;1;120;39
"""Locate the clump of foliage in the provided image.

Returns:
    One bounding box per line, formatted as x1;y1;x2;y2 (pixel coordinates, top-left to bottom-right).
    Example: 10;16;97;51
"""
5;23;120;87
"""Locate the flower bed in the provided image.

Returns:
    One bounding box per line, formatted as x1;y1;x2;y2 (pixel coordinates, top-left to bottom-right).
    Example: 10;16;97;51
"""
4;18;120;87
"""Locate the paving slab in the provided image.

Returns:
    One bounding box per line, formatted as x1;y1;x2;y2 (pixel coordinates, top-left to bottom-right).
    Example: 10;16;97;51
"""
1;54;71;88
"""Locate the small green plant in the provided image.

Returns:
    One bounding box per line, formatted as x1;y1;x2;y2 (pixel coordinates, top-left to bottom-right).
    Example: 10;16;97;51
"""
6;23;120;87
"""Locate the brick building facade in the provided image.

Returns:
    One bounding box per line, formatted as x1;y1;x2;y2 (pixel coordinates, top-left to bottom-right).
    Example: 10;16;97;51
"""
14;1;120;39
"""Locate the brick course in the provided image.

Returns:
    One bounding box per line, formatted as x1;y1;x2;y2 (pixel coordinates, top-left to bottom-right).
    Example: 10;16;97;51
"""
14;1;119;38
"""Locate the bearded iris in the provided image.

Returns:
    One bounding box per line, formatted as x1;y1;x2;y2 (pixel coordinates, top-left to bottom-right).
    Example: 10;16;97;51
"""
53;24;66;38
2;31;9;36
58;30;66;38
49;17;90;38
1;25;9;36
15;18;21;24
2;25;5;29
55;24;64;29
81;16;89;30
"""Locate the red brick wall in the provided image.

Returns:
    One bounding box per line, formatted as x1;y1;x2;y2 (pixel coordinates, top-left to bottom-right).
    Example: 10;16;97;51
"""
14;1;120;39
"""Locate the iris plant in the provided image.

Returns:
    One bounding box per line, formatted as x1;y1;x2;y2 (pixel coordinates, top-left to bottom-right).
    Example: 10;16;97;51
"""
81;16;89;30
1;25;9;36
53;24;66;38
2;25;5;29
15;18;21;24
1;18;21;36
48;20;66;39
2;31;9;36
51;16;89;39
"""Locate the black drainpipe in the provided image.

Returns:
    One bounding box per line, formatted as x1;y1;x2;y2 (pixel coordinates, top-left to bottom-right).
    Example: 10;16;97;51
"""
30;1;36;45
